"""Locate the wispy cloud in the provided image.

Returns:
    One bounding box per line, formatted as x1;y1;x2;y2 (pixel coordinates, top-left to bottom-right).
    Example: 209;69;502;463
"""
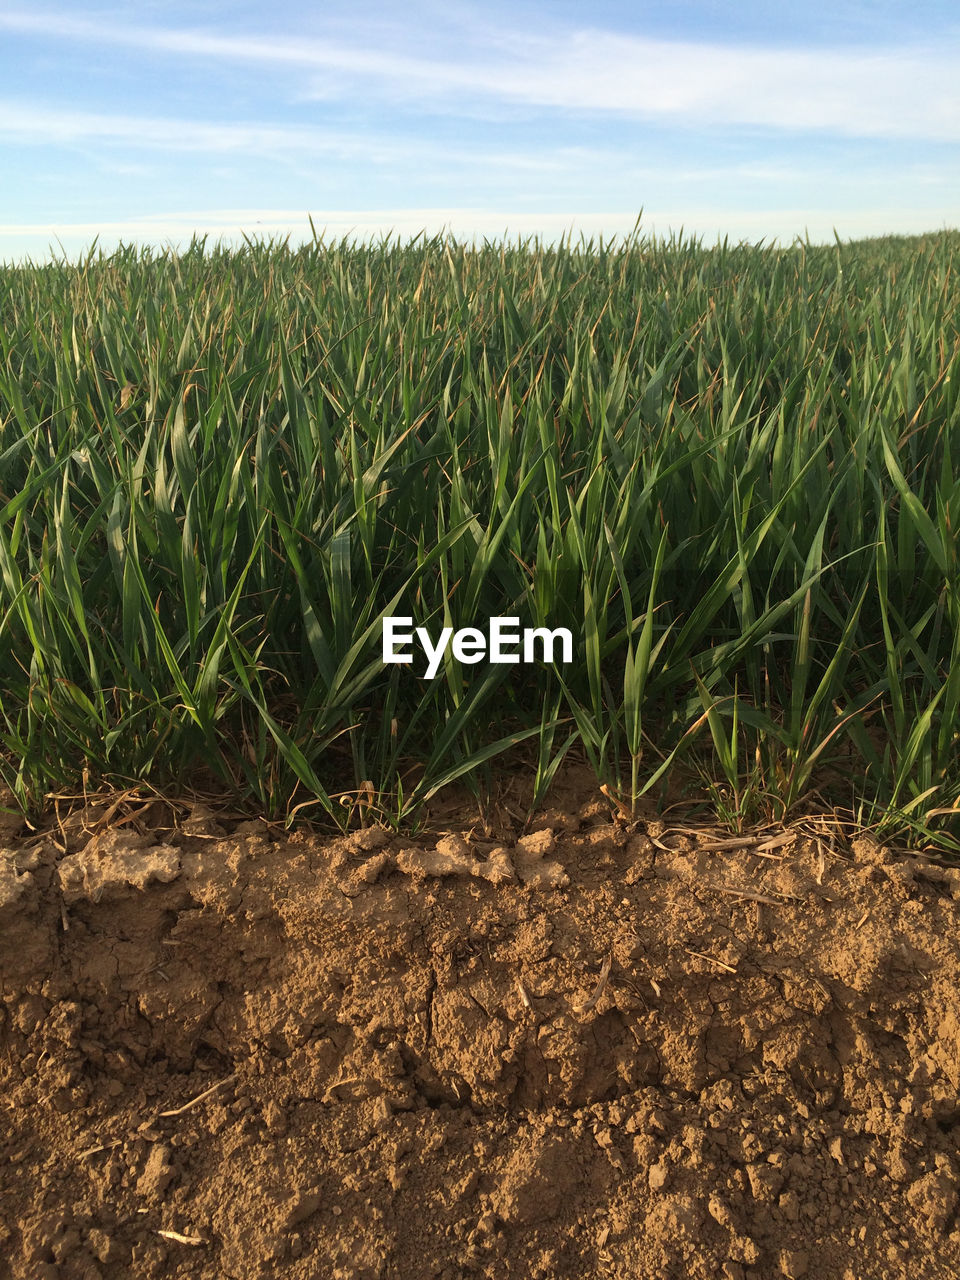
476;34;960;142
0;10;464;84
0;100;565;174
0;102;362;158
2;95;949;199
2;7;959;139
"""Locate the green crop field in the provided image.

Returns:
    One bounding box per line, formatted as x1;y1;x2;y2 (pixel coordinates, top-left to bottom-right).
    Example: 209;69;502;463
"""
1;230;959;845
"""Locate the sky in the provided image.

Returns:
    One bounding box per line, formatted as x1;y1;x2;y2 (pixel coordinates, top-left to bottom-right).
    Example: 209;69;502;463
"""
1;0;958;261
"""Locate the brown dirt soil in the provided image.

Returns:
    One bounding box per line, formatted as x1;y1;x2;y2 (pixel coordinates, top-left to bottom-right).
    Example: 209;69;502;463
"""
3;782;960;1280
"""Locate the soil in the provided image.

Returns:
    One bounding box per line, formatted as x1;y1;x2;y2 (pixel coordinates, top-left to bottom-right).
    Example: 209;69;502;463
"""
2;775;960;1280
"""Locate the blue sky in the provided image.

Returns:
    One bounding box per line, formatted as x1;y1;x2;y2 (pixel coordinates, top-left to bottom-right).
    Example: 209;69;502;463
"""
1;0;958;260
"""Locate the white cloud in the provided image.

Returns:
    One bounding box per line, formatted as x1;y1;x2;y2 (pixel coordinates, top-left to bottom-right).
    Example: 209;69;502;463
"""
2;7;959;139
0;10;465;83
0;101;385;159
0;100;565;174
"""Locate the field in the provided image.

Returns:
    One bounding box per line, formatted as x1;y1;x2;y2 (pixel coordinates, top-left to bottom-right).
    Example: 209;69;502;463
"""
2;230;960;1278
1;229;960;837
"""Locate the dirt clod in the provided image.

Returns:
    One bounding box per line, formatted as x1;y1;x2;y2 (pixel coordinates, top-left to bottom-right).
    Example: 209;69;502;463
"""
3;797;960;1278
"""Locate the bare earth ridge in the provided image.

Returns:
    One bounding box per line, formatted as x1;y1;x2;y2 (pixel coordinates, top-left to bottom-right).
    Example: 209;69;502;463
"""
2;784;960;1280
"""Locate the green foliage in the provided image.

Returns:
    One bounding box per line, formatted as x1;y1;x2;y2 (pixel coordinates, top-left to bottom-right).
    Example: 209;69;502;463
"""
1;229;959;844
